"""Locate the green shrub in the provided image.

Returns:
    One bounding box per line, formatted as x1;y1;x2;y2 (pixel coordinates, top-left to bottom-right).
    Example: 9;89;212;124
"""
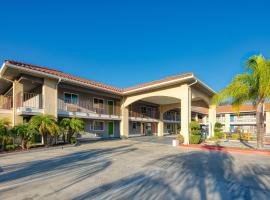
214;122;223;139
5;144;18;151
70;137;78;145
231;133;240;140
190;121;201;135
190;135;201;144
175;134;184;144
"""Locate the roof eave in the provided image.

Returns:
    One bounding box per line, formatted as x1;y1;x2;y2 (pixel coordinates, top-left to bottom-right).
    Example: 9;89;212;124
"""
4;62;123;95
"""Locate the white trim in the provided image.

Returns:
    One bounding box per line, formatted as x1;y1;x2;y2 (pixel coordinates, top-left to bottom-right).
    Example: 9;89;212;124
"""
93;120;105;131
122;75;194;94
194;76;216;94
4;63;122;95
64;92;79;104
3;62;216;96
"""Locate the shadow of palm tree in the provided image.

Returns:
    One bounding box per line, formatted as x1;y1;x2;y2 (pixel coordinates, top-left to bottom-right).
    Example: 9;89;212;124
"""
0;144;137;192
73;150;270;200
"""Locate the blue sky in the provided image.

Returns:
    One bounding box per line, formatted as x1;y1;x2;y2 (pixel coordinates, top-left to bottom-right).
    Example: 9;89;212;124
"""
0;0;270;91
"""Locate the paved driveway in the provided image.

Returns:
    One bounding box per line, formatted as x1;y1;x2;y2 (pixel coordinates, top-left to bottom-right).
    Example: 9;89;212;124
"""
128;135;174;145
0;140;270;200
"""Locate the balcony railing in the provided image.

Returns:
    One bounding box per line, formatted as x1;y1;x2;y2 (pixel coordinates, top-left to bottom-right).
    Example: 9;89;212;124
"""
58;99;120;116
129;110;159;120
232;117;256;123
16;92;43;109
164;115;180;121
0;95;12;109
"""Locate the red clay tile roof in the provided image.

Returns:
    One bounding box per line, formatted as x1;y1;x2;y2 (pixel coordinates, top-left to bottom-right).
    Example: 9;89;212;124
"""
191;107;208;114
217;104;256;113
5;60;123;93
123;73;194;92
5;60;195;94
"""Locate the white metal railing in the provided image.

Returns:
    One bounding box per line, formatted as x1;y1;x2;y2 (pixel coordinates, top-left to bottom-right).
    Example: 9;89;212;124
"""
0;95;12;109
58;99;120;116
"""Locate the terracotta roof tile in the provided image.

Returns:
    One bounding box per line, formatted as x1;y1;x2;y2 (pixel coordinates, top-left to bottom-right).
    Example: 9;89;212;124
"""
5;60;195;94
217;104;256;113
123;73;194;92
192;107;208;114
5;60;123;93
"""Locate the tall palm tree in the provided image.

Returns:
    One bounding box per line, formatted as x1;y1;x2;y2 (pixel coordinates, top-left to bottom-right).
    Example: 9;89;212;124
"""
30;115;59;146
0;118;11;151
213;55;270;149
60;118;85;143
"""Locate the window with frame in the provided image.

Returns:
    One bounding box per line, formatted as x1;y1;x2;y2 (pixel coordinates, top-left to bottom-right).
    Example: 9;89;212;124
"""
141;106;147;114
93;121;104;131
93;98;104;109
64;93;78;104
132;122;137;129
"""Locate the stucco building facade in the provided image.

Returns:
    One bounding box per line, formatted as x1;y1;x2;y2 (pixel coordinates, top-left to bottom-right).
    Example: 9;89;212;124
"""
0;60;218;144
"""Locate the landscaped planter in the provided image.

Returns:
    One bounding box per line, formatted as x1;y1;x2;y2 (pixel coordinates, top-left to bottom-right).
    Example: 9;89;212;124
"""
172;139;179;147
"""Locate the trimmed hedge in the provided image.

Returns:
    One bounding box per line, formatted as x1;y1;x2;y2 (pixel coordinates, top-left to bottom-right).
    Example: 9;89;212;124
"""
190;135;201;144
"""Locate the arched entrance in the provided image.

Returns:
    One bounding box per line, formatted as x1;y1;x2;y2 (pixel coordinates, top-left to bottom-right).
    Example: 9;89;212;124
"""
120;82;215;144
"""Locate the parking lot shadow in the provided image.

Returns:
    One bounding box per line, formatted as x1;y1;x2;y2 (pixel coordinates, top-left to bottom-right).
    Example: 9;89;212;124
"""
74;150;270;200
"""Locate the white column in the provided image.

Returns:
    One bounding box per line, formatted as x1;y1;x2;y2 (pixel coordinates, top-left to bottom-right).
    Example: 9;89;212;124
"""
208;105;216;138
158;110;164;136
180;84;191;144
224;113;230;132
266;112;270;135
120;99;129;138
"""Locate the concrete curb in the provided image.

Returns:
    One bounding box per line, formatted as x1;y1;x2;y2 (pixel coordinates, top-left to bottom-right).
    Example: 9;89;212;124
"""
179;144;270;156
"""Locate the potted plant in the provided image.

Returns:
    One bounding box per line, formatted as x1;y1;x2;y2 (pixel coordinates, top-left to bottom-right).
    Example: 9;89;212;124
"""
172;134;184;147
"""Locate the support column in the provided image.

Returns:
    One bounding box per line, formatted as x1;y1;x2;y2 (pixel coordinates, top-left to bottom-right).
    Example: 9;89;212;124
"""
13;80;23;125
208;105;216;138
266;112;270;135
120;99;129;138
224;113;230;132
180;84;191;144
43;78;58;117
158;110;164;136
195;113;199;122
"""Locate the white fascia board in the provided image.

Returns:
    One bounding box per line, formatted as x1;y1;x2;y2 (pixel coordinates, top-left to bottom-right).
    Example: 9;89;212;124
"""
5;63;122;95
0;63;7;77
122;75;195;95
193;76;216;95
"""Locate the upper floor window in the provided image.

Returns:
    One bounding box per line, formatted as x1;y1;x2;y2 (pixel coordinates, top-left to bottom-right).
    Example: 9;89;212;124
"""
64;93;78;104
141;106;147;114
93;98;104;109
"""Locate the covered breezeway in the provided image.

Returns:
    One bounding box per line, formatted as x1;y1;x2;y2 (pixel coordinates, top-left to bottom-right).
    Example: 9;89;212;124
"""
120;74;216;144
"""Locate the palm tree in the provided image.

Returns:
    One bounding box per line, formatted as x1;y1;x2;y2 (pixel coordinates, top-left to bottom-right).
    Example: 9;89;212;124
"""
0;118;11;151
213;55;270;149
30;115;59;146
60;118;85;143
11;123;35;149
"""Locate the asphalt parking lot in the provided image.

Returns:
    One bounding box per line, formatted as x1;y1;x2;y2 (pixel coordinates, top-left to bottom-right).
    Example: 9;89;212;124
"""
0;139;270;200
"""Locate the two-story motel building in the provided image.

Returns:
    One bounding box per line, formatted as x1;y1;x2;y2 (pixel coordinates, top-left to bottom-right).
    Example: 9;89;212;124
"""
0;60;218;144
1;60;270;144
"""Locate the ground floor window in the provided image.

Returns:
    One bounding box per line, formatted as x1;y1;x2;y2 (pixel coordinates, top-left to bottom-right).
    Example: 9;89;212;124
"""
132;122;137;129
93;121;104;131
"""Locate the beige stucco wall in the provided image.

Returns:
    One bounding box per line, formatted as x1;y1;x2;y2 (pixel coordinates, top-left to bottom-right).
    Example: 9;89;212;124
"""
266;112;270;135
13;80;23;125
43;78;58;117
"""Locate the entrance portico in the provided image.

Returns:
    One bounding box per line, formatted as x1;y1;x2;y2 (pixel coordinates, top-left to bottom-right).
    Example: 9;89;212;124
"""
120;74;216;144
